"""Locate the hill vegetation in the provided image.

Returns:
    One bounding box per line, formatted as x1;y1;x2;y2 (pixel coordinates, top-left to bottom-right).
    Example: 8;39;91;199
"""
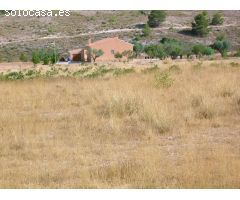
0;10;240;62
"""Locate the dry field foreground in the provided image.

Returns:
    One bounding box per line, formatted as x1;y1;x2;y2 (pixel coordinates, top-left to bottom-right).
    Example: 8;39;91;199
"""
0;60;240;188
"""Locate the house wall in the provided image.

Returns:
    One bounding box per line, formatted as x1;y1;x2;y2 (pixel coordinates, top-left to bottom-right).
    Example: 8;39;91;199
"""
86;37;133;62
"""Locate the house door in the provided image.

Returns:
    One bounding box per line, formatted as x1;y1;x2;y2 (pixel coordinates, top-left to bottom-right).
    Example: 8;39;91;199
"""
72;54;81;61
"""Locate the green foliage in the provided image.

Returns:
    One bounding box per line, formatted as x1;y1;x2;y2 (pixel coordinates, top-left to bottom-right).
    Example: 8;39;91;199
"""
108;16;117;24
212;34;230;57
192;44;214;57
144;44;166;59
160;38;193;58
142;24;151;37
48;26;53;34
88;48;104;62
32;51;41;65
43;53;50;65
3;71;24;80
19;53;28;62
192;11;210;37
49;49;59;64
211;12;224;25
113;68;135;76
147;11;166;28
122;50;134;59
31;48;59;65
235;49;240;57
114;52;123;59
133;42;144;57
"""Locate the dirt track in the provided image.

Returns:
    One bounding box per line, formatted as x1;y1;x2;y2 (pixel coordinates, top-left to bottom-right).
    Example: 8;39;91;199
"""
0;24;236;46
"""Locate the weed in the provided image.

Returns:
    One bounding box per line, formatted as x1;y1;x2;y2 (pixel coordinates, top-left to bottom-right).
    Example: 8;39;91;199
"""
230;62;239;67
142;65;159;73
154;72;174;88
72;67;91;77
113;68;135;76
196;105;215;119
85;66;113;78
169;65;181;73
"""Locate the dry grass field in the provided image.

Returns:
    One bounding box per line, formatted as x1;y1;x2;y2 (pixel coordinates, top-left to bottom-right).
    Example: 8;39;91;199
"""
0;59;240;188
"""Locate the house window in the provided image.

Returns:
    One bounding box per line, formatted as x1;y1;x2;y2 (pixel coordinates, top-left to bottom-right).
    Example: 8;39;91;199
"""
111;49;115;54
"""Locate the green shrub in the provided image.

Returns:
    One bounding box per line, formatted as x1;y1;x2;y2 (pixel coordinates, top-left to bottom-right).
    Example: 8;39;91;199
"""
192;11;210;37
212;34;230;57
43;53;50;65
32;51;41;65
19;53;28;62
192;44;214;57
108;16;117;24
147;11;166;28
4;71;24;80
211;12;224;25
114;52;123;60
133;42;144;57
235;49;240;57
144;44;166;59
142;24;151;37
160;38;193;58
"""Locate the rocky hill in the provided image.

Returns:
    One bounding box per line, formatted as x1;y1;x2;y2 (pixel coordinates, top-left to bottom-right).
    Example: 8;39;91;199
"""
0;10;240;61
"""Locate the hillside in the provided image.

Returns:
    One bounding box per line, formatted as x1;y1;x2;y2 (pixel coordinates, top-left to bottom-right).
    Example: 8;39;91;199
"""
0;10;240;61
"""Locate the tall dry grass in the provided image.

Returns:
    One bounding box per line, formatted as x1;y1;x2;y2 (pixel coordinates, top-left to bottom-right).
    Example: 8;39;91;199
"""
0;59;239;188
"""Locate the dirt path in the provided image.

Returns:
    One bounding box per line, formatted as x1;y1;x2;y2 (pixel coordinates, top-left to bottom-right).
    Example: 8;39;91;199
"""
0;24;236;46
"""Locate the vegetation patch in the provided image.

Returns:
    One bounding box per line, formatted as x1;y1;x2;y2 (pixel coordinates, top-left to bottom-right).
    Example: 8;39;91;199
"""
154;72;174;88
113;68;135;76
169;65;181;73
142;65;159;74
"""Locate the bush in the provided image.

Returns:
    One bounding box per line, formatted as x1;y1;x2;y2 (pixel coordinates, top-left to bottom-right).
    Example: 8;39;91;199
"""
88;48;104;62
212;34;230;57
19;53;28;62
142;24;151;37
163;41;182;59
31;48;59;65
32;51;41;65
43;53;50;65
211;12;224;25
192;44;214;57
133;42;144;57
48;49;59;64
160;38;193;58
147;11;166;28
144;44;166;59
4;71;24;80
202;47;214;56
235;49;240;57
114;52;123;61
192;11;210;37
